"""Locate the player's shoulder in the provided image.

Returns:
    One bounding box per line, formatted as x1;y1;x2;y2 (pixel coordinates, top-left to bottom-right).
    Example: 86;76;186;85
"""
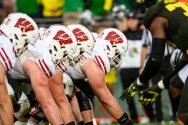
0;32;12;46
92;40;111;74
29;39;56;77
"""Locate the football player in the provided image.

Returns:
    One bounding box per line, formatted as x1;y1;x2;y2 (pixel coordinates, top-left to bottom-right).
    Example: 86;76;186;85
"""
0;12;39;125
0;13;77;125
119;0;188;124
65;24;133;125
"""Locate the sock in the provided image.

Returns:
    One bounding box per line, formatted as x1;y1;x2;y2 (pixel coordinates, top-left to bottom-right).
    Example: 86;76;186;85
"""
85;121;94;125
78;121;84;125
66;121;76;125
117;113;133;125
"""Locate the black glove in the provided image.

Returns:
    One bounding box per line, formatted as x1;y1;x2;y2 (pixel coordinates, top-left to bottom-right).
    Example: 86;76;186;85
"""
120;78;146;100
117;113;133;125
139;81;163;105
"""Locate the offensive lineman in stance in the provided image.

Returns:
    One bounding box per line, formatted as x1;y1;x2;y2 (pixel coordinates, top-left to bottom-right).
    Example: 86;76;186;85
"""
66;24;133;125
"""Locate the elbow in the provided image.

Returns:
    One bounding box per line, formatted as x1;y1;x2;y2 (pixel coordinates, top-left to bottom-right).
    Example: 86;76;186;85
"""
149;55;163;68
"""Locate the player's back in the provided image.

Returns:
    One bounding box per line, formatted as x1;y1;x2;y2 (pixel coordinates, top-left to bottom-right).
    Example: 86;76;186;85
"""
144;1;188;53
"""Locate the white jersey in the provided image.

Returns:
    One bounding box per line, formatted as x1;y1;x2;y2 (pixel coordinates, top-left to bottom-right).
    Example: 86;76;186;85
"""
0;32;26;79
65;39;111;80
8;40;55;79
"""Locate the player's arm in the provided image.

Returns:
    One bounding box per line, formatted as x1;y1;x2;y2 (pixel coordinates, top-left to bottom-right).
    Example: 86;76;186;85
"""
82;59;132;124
0;63;14;125
49;70;75;125
22;60;63;125
139;17;168;84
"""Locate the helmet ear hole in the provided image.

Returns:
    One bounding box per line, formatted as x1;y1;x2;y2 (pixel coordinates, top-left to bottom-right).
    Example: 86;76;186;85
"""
54;45;58;52
49;50;52;54
14;34;19;40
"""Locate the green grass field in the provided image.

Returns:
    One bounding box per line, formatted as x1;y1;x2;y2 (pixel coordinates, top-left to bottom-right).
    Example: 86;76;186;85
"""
98;123;182;125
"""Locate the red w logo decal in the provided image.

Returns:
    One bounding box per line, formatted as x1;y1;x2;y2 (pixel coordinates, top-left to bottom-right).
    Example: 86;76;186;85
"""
105;31;123;45
73;28;89;42
15;18;34;32
53;30;73;45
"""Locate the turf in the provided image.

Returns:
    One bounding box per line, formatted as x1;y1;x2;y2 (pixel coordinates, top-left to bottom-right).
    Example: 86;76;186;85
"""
98;122;182;125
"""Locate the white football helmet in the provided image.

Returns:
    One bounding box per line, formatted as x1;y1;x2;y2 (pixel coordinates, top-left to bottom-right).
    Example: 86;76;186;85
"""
67;24;95;64
63;73;74;97
99;28;128;67
92;32;98;41
38;27;47;40
0;12;39;57
43;25;77;71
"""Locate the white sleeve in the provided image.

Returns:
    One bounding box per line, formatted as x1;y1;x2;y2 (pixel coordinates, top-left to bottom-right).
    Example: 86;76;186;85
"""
92;41;111;74
28;41;56;77
0;35;16;71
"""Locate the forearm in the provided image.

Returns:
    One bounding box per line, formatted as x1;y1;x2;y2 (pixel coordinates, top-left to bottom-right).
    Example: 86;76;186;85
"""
139;38;166;83
23;61;63;125
0;64;13;125
32;80;63;125
0;81;13;125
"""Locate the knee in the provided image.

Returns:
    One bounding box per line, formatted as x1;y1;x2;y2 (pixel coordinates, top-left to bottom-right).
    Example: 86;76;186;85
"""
178;113;188;124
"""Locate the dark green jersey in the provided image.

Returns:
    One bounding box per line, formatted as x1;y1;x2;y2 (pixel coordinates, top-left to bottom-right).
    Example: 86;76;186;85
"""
144;1;188;53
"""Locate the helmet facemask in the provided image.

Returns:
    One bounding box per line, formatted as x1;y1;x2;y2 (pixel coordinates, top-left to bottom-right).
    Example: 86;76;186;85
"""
10;33;30;57
110;47;123;68
49;44;70;72
72;43;89;67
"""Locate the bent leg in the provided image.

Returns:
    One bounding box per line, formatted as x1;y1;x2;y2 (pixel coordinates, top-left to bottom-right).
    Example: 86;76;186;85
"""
75;89;94;124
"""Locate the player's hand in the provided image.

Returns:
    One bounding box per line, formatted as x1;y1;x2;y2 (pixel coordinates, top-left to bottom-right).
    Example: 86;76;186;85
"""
124;119;133;125
120;78;146;100
118;113;133;125
139;83;162;105
170;49;183;70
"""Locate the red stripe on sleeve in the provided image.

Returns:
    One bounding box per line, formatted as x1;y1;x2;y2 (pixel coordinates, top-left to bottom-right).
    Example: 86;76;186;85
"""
0;51;8;70
38;59;48;77
42;59;52;77
98;56;107;74
2;48;12;69
94;55;103;72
